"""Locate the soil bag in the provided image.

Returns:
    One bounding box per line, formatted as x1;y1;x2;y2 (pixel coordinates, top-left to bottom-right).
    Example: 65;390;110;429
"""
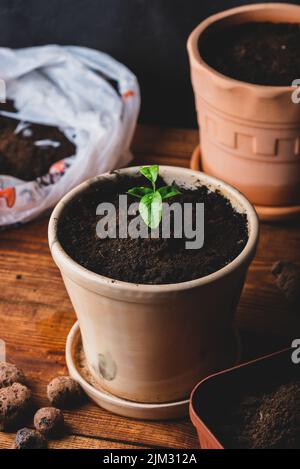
0;45;140;228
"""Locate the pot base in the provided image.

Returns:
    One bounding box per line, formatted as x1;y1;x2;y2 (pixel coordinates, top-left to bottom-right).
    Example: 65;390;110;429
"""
66;322;190;420
190;145;300;223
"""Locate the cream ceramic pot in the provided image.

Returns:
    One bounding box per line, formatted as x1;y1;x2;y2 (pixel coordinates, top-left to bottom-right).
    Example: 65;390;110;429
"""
187;3;300;207
48;166;259;404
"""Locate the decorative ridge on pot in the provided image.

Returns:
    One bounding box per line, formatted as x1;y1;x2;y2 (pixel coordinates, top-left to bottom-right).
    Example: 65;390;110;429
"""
187;3;300;208
48;165;259;404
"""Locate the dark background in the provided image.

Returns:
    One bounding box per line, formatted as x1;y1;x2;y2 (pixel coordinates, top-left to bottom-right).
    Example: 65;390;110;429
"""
1;0;300;127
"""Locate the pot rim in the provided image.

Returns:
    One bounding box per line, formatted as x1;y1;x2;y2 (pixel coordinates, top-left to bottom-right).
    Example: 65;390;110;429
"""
48;165;259;294
187;3;300;94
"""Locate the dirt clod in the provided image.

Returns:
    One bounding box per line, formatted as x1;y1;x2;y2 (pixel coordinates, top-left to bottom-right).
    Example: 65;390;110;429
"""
47;376;83;408
34;407;64;437
272;261;300;306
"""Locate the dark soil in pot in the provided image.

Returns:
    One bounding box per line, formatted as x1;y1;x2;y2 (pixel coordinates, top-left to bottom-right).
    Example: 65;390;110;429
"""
199;22;300;86
0;102;75;181
57;174;248;285
218;379;300;449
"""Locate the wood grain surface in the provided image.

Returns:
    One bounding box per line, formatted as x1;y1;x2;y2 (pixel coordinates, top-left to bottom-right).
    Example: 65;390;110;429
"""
0;125;299;449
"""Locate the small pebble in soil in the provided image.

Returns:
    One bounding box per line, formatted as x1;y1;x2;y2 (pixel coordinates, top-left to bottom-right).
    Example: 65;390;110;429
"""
34;407;64;437
0;361;26;388
47;376;83;408
13;428;47;449
0;383;31;431
272;261;300;307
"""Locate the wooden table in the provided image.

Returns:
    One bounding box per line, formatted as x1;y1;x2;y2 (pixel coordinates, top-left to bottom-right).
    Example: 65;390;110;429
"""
0;126;299;449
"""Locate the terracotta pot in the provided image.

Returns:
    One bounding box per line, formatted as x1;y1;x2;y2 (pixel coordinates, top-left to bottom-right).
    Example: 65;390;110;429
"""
190;348;294;449
48;166;259;404
187;3;300;207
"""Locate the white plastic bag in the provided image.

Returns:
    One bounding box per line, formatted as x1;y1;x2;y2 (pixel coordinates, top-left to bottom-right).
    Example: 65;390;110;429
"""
0;45;140;228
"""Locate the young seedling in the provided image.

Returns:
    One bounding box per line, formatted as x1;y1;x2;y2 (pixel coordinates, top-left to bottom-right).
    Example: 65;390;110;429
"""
127;165;181;229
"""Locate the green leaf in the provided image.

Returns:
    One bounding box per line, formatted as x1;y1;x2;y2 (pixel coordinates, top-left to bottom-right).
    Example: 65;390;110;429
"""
140;165;159;185
127;187;153;198
158;185;181;200
139;191;162;229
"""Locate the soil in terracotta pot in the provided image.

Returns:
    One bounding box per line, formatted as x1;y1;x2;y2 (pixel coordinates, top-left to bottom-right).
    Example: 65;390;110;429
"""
218;380;300;449
58;174;248;285
199;22;300;86
0;102;75;181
